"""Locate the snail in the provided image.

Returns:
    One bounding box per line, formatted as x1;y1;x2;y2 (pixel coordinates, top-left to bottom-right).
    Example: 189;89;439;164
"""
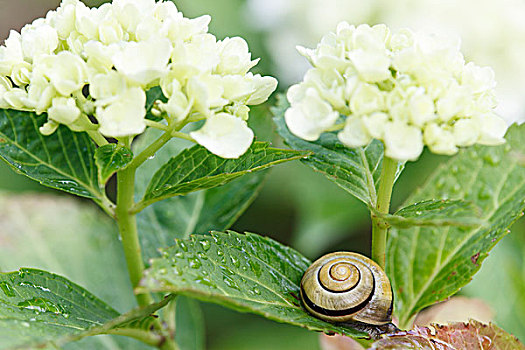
300;252;397;337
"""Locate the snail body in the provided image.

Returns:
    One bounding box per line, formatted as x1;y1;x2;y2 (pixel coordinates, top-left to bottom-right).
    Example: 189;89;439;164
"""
300;252;393;326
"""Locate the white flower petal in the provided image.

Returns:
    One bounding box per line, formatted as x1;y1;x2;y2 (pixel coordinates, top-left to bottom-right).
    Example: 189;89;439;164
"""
348;49;391;83
96;87;146;137
245;74;278;105
476;113;507;145
113;38;172;86
453;118;479;146
48;97;81;124
383;121;424;161
190;112;254;158
338;116;372;148
423;123;458;155
285;88;339;141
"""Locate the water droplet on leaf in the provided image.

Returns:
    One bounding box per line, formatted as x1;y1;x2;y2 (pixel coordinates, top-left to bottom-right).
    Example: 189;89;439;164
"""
0;282;15;297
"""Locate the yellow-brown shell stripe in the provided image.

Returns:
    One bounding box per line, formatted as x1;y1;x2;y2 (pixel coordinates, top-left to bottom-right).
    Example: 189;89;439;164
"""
300;252;393;325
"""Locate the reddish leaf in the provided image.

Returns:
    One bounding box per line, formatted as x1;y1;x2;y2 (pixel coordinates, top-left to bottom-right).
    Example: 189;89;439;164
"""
370;320;524;350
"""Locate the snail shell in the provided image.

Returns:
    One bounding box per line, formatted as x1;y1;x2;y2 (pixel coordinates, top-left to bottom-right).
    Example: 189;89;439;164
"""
300;252;393;325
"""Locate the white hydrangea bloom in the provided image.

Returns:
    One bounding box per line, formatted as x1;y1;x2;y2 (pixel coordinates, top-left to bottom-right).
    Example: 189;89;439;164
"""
286;23;507;161
0;0;277;159
246;0;525;124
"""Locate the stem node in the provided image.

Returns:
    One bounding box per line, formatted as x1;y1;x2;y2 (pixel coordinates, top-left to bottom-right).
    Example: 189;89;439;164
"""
371;156;398;269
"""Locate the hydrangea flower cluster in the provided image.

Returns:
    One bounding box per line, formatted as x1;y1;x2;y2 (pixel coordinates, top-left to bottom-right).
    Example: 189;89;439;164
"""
0;0;277;158
285;23;508;161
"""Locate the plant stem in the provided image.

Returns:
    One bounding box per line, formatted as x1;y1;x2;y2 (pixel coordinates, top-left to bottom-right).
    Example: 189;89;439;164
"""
171;130;195;142
116;166;153;307
107;328;163;346
371;156;398;269
145;119;170;131
87;130;108;147
129;131;172;170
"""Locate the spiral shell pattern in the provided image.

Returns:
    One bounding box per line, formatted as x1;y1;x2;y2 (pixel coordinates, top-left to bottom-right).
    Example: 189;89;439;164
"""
300;252;393;325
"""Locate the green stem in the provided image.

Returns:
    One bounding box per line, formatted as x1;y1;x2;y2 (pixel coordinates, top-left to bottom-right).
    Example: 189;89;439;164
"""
116;166;153;307
171;130;195;142
129;131;172;170
107;328;163;346
145;119;170;131
371;156;398;269
164;297;177;334
87;130;108;147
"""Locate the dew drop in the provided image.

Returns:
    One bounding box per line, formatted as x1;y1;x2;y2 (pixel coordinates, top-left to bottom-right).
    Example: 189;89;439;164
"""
217;249;224;256
19;281;51;292
189;258;202;269
178;241;189;252
223;276;240;290
197;252;208;260
219;265;235;276
174;252;184;259
252;288;261;295
171;266;182;276
0;282;15;297
478;186;492;200
199;240;211;252
194;277;216;288
483;152;501;166
17;297;68;317
230;256;240;268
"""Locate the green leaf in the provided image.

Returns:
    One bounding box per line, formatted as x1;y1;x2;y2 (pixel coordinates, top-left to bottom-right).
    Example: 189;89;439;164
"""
0;192;151;349
0;109;102;199
175;296;205;350
139;141;308;210
134;129;267;261
387;124;525;327
273;95;403;207
374;199;484;228
139;231;367;338
0;268;119;350
95;144;133;184
463;223;525;341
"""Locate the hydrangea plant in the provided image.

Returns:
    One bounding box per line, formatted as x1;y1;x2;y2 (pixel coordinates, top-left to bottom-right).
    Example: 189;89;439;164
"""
0;2;524;350
0;0;277;158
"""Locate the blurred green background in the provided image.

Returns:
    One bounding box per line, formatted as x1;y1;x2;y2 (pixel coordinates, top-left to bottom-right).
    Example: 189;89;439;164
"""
0;1;523;349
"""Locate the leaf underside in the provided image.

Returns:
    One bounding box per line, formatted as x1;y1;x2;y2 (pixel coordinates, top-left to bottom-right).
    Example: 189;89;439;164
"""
140;231;367;338
0;109;101;199
273;94;403;207
387;123;525;327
